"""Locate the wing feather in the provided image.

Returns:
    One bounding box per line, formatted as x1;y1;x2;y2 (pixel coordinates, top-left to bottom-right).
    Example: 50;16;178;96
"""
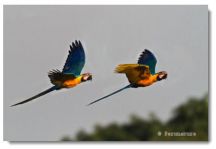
115;64;150;84
137;49;157;74
62;40;85;76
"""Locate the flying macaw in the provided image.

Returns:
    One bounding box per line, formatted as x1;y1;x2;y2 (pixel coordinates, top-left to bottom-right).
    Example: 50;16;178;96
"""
88;49;167;106
11;40;92;107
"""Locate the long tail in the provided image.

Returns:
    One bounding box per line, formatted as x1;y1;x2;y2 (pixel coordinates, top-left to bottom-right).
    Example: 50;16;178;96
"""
10;86;57;107
87;84;132;106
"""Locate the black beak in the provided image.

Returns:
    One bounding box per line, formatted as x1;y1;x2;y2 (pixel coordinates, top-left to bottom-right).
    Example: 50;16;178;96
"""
157;72;168;81
88;75;93;81
163;73;168;79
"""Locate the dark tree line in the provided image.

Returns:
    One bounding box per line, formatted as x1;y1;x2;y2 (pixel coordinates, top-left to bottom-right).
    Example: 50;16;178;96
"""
61;94;208;141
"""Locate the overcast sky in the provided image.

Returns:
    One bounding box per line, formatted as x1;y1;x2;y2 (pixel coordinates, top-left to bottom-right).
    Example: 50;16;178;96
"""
4;5;208;141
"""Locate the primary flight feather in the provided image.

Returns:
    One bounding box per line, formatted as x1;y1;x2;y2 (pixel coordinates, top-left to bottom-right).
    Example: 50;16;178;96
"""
88;49;167;106
11;40;92;107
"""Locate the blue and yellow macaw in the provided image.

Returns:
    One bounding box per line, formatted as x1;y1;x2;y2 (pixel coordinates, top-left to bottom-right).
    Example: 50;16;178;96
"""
88;49;167;106
11;40;92;107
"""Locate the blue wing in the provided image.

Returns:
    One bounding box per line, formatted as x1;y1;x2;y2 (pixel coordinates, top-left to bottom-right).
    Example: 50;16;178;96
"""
62;40;85;76
137;49;157;74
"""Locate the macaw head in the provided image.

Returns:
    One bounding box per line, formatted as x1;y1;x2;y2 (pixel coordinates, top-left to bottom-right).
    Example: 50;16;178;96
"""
156;71;167;81
81;73;92;82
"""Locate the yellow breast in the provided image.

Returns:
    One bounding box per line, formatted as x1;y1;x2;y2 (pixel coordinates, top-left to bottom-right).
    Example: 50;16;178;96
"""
137;74;158;87
63;76;82;88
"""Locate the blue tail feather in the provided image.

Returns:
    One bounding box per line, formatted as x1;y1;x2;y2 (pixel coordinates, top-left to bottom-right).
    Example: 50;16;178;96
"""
87;84;132;106
10;86;57;107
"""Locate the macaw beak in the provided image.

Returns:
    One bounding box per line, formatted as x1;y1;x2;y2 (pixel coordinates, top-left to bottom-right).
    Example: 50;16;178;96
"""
162;72;167;79
157;71;168;81
88;75;93;81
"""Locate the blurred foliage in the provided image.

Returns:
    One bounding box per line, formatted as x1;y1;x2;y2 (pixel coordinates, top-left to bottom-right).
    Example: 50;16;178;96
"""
61;94;208;141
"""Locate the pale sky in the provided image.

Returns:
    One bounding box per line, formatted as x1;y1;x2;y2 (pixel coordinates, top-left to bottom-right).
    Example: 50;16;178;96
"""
4;5;208;141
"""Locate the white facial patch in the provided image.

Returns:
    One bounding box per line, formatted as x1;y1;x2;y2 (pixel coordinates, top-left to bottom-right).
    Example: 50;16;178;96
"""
83;75;89;80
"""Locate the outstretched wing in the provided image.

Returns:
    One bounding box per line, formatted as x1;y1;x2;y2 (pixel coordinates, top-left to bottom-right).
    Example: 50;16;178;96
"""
115;64;151;84
62;40;85;76
137;49;157;74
